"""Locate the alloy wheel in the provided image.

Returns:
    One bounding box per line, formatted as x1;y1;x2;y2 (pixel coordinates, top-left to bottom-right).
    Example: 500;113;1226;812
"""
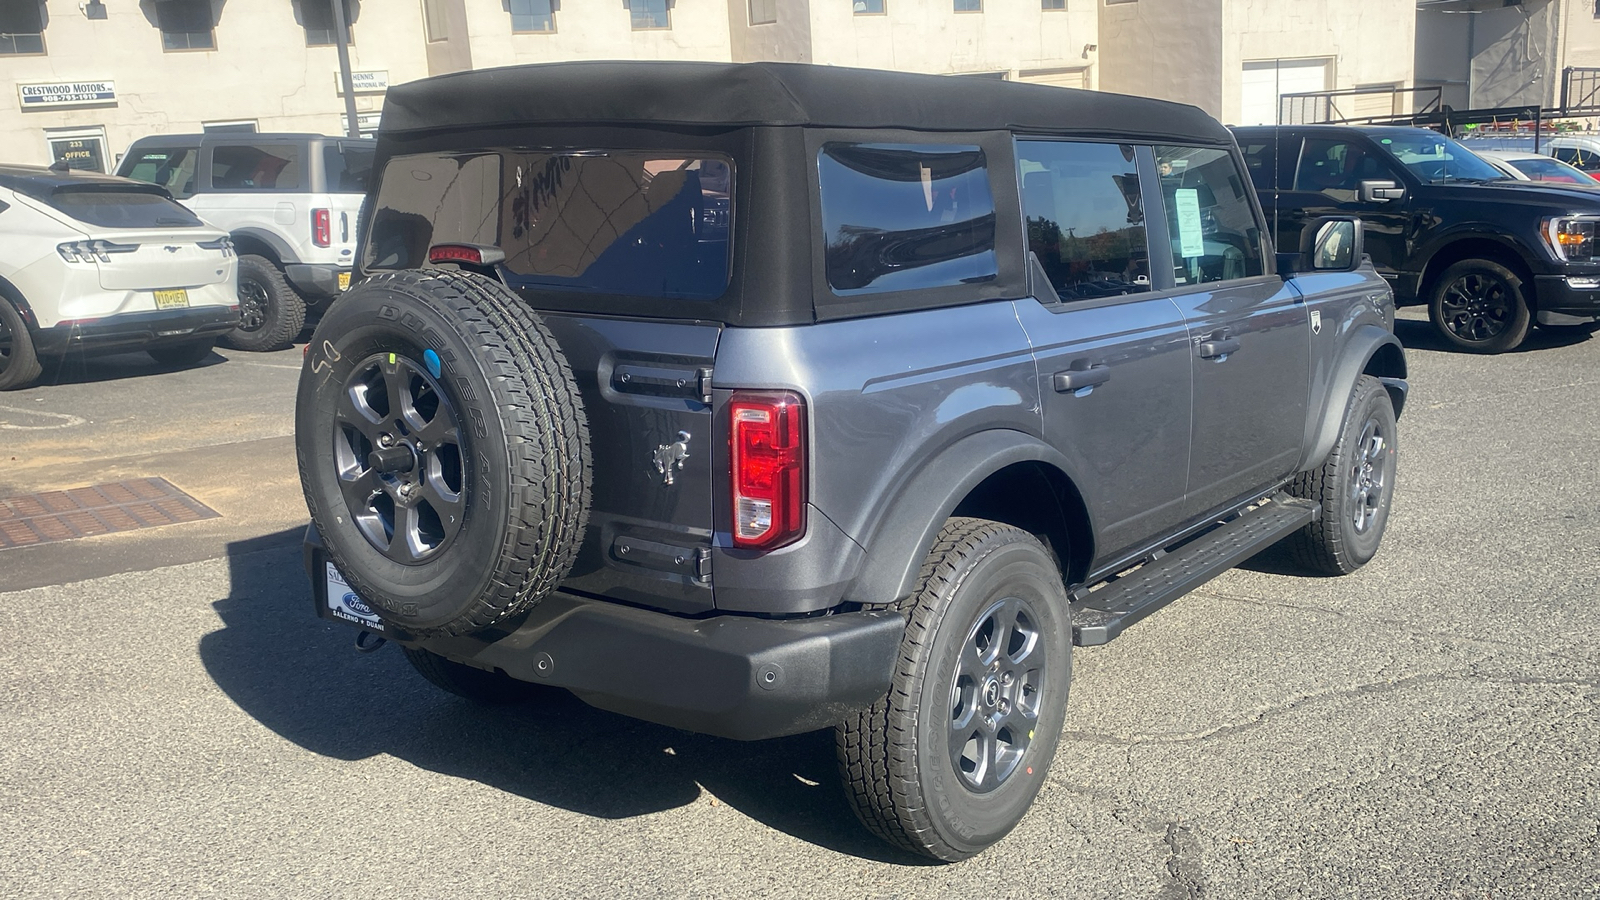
237;278;269;332
948;595;1048;793
1349;418;1388;534
1439;272;1514;344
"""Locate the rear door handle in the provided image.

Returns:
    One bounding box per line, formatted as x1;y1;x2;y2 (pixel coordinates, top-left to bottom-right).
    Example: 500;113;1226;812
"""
1052;365;1111;392
1198;338;1241;359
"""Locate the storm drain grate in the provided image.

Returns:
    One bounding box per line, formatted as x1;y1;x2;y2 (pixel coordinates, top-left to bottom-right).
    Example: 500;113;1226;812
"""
0;478;219;550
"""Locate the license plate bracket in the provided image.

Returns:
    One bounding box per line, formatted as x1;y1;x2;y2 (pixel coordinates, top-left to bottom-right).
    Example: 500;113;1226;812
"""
322;560;385;632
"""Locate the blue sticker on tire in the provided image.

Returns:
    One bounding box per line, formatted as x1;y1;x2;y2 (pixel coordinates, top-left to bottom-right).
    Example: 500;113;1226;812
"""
423;348;442;379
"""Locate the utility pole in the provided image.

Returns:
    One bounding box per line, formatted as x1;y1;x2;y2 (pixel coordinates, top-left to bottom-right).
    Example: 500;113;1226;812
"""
331;0;361;138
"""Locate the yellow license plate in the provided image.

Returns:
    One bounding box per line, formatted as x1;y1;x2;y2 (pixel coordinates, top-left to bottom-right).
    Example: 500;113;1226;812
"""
338;271;351;290
154;289;189;310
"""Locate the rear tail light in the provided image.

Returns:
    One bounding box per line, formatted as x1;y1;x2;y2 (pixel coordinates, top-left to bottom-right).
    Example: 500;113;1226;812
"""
197;236;235;256
729;390;806;550
312;208;331;248
56;240;137;263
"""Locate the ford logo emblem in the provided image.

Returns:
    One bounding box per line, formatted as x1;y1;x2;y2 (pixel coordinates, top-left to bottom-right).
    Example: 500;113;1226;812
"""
343;592;374;617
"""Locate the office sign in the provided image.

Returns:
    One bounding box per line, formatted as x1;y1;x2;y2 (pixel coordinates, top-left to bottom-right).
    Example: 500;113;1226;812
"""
19;81;117;108
336;71;389;94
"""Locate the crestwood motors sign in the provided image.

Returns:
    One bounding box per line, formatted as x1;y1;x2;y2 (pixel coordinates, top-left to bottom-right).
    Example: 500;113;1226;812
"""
19;81;117;108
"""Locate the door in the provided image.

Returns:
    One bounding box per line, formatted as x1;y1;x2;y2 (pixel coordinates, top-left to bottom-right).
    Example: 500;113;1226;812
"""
1152;144;1310;517
1016;140;1193;560
1276;134;1410;278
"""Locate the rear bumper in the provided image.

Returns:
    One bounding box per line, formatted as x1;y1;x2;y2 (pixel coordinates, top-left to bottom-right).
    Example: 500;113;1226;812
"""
1534;275;1600;318
285;264;350;300
32;305;238;356
303;527;903;741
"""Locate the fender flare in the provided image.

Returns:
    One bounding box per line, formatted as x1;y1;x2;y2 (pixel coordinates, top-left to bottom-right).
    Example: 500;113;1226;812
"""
1298;324;1408;472
229;227;298;265
841;429;1088;607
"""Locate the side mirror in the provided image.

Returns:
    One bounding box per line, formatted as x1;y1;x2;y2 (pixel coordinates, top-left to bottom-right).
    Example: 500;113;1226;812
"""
1359;179;1406;203
1296;216;1364;273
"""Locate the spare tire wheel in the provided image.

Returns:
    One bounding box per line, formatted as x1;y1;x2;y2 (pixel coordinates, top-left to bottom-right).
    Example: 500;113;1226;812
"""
296;270;592;637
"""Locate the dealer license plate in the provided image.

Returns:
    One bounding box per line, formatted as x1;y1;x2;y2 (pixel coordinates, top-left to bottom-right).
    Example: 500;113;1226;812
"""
153;289;189;310
337;271;351;290
325;562;384;631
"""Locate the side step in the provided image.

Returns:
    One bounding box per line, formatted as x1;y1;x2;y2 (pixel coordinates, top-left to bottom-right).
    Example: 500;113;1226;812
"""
1070;494;1317;647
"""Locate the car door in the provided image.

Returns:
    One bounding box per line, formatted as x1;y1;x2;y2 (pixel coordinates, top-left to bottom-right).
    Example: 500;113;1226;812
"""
1015;139;1193;561
1274;133;1411;278
1151;144;1310;518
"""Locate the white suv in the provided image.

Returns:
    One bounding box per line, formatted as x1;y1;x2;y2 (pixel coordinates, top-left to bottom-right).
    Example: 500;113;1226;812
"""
0;165;239;390
116;133;373;351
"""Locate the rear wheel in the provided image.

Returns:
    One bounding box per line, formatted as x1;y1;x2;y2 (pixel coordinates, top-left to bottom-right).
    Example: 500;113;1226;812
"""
836;518;1072;861
0;298;41;391
147;339;216;368
1427;259;1531;353
222;254;306;352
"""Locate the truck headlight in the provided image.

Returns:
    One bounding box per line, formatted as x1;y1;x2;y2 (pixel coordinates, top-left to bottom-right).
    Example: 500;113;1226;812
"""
1543;217;1596;262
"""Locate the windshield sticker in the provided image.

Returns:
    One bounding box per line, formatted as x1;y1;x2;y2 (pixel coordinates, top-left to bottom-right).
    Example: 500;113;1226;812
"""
1175;188;1205;259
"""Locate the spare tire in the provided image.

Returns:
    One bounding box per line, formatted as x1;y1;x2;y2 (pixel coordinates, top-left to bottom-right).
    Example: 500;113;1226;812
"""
296;269;591;636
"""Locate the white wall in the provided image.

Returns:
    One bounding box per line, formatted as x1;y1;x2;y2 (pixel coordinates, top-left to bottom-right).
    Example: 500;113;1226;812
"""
1098;0;1224;115
806;0;1095;80
463;0;734;68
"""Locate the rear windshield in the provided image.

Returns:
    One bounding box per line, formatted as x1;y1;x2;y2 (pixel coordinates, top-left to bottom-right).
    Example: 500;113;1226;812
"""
366;149;732;300
324;143;375;192
46;189;204;228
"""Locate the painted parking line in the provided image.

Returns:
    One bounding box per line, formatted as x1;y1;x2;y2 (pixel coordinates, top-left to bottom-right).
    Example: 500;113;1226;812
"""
0;405;88;430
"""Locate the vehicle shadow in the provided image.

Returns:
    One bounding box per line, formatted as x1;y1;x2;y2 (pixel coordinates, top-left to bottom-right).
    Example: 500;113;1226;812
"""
1394;317;1595;354
199;530;930;866
29;347;228;388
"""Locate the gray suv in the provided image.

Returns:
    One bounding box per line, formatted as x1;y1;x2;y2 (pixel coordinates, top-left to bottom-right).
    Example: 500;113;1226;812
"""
295;61;1408;861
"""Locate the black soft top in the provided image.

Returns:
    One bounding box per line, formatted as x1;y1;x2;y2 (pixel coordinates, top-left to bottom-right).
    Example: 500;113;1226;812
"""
380;60;1233;147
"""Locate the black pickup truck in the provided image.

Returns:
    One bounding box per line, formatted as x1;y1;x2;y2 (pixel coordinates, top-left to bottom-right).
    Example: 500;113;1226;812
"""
1233;124;1600;352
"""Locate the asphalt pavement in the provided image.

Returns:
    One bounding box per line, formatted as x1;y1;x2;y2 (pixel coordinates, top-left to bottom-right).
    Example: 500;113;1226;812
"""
0;312;1596;899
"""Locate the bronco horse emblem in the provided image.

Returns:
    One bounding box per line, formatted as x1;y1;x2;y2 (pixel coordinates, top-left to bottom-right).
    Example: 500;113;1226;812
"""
653;431;692;485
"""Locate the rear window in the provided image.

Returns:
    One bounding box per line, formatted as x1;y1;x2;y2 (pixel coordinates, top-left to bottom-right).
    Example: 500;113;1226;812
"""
119;146;201;197
817;142;997;294
210;143;304;190
366;150;732;300
47;189;204;228
324;143;374;192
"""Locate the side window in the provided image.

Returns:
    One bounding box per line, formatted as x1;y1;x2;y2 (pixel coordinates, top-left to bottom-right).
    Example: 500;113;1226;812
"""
120;147;199;197
210;144;304;190
1016;140;1149;301
817;142;997;294
1238;139;1298;193
1293;138;1392;200
323;143;374;192
1154;145;1265;286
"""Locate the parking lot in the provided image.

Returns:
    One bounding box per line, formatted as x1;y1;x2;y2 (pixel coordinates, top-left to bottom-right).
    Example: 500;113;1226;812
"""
1;309;1597;899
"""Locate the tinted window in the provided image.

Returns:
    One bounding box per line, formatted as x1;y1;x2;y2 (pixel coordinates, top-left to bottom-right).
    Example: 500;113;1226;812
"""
210;144;304;190
1017;140;1149;301
818;142;997;295
323;143;374;192
1553;146;1600;171
1367;132;1503;184
47;189;204;228
1155;146;1265;285
1294;138;1401;199
367;150;732;301
120;147;200;197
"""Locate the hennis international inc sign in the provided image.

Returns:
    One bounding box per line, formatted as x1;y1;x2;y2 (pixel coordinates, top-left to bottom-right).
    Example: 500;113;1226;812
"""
19;81;117;108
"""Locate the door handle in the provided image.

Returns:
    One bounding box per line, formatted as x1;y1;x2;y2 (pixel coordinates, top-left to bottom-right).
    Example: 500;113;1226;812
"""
1052;364;1111;393
1198;337;1241;359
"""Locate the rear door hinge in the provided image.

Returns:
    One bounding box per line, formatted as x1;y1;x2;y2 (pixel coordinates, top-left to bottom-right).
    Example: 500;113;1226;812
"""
694;547;713;582
697;367;714;405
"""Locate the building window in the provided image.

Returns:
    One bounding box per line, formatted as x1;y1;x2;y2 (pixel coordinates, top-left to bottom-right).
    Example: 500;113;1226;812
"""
157;0;215;51
1042;0;1065;8
749;0;776;24
853;0;885;14
628;0;669;29
0;0;45;55
422;0;448;41
304;0;354;46
46;128;110;174
511;0;555;31
954;0;981;10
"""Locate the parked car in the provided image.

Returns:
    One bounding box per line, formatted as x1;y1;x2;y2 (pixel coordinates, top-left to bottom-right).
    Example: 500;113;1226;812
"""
1233;124;1600;352
1455;132;1600;182
115;133;373;351
297;61;1407;861
1471;148;1600;186
0;164;238;390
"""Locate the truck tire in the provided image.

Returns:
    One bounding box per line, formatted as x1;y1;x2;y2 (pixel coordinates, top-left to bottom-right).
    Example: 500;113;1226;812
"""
1427;259;1531;354
0;297;42;391
223;254;307;352
1282;375;1398;575
836;517;1072;862
402;647;556;705
296;269;592;637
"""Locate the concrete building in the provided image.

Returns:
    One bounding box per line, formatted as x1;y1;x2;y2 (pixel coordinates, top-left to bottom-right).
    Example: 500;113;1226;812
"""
1415;0;1600;114
1097;0;1419;126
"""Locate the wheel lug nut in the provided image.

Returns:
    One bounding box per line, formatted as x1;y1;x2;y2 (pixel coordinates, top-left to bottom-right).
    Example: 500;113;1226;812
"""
379;434;395;448
1001;672;1014;686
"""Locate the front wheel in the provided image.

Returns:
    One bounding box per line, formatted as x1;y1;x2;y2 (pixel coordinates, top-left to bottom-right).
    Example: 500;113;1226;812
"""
1427;259;1531;354
836;518;1072;861
1282;375;1398;575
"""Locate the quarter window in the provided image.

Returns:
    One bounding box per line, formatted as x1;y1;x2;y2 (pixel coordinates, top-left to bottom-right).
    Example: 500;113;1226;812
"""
511;0;555;32
210;144;305;190
1154;146;1265;286
818;143;997;295
157;0;215;51
1017;141;1149;301
0;0;45;54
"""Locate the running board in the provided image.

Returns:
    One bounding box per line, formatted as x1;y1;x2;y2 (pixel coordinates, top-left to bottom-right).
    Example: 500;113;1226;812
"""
1070;495;1318;647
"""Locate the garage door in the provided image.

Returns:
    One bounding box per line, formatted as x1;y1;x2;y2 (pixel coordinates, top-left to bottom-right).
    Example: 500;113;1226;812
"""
1019;68;1089;90
1240;58;1330;126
